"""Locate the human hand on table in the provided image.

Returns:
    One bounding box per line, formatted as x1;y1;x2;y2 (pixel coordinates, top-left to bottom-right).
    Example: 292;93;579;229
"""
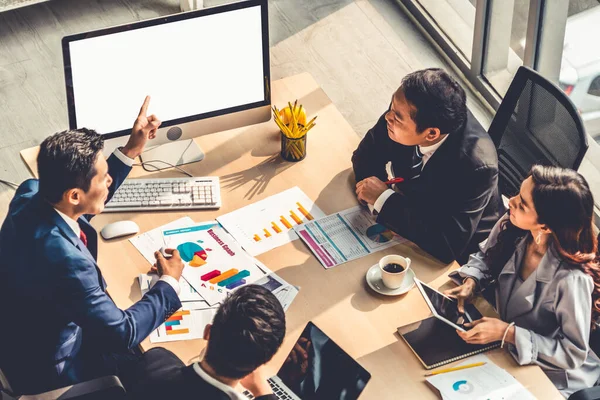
151;248;184;281
356;177;388;205
121;96;162;159
456;317;515;345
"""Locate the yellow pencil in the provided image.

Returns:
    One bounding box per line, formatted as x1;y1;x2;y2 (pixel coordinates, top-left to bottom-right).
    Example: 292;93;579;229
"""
423;362;486;377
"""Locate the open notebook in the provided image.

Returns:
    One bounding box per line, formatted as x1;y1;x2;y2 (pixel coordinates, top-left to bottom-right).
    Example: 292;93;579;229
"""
398;316;500;369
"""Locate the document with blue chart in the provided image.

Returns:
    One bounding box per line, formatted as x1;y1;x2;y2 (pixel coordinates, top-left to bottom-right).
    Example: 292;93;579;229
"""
294;206;406;268
163;222;270;305
426;355;535;400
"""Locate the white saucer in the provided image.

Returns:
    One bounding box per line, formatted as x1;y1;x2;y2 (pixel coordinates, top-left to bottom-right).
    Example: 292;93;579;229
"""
366;264;416;296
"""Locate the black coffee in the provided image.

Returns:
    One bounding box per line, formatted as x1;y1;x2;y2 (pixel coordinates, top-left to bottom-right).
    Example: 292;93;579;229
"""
383;263;404;273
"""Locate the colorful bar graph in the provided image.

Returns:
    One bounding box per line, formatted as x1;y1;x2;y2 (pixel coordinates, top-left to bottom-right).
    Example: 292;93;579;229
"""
253;234;261;242
201;270;221;281
263;229;272;238
280;216;293;229
209;269;239;284
164;309;191;336
166;328;190;336
297;202;314;220
271;222;282;233
170;310;191;318
218;270;251;287
289;210;302;225
226;279;246;290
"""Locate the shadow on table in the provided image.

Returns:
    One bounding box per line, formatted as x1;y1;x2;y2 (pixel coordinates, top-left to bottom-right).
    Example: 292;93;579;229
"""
220;155;293;200
269;167;453;332
356;337;433;398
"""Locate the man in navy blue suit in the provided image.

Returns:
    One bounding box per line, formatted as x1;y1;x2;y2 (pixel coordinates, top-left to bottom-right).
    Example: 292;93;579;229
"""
0;97;184;394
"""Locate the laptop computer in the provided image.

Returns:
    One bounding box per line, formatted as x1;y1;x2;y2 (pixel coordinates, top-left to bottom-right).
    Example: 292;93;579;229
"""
245;321;371;400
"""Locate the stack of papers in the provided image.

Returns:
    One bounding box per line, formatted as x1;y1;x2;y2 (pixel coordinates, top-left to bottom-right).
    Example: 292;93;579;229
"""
162;222;270;305
130;216;195;265
295;206;406;268
426;355;535;400
131;218;299;344
217;187;326;256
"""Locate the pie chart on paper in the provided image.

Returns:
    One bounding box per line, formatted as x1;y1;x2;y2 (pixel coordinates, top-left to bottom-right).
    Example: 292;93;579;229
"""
177;242;209;267
366;224;394;243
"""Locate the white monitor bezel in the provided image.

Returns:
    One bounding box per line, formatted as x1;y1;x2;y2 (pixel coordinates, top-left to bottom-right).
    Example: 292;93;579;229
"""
61;0;270;142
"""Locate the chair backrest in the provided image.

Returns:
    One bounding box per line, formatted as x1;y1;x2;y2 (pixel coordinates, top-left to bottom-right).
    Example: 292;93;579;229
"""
591;325;600;357
0;367;13;397
488;66;589;197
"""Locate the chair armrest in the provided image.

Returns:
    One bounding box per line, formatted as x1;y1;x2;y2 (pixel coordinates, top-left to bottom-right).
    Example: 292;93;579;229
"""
569;386;600;400
20;376;125;400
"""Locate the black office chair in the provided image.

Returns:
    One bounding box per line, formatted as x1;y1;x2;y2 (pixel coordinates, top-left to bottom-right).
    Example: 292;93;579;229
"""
488;66;589;198
567;328;600;400
0;366;126;400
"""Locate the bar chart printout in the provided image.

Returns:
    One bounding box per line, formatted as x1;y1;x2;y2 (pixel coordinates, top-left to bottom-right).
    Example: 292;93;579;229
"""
150;307;216;343
294;206;407;269
163;224;270;305
217;187;326;256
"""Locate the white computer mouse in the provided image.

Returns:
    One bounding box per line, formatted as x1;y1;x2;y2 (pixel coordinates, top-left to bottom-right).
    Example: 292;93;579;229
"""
100;220;140;240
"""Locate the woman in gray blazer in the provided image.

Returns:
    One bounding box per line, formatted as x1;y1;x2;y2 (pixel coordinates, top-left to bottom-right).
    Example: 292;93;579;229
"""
446;165;600;398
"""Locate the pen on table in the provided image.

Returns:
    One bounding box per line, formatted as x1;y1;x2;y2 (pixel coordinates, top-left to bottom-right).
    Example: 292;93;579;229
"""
384;177;404;185
424;362;486;377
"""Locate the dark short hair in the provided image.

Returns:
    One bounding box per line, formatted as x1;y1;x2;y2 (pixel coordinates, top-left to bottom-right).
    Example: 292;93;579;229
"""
37;128;104;203
205;285;286;379
398;68;467;135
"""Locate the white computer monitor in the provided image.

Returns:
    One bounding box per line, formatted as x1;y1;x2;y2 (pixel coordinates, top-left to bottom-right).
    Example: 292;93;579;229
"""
61;0;270;165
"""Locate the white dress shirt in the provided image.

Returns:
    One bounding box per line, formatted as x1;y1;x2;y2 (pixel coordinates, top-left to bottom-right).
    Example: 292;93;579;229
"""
53;148;180;294
192;362;248;400
373;134;450;213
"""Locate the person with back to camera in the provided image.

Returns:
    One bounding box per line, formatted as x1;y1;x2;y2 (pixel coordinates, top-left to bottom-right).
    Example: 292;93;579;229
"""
445;165;600;397
128;285;286;400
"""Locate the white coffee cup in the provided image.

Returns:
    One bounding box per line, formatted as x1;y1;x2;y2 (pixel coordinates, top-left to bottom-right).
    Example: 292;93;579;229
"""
379;255;411;289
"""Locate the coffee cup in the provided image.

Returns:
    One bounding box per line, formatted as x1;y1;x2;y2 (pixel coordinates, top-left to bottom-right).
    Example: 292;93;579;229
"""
379;255;411;289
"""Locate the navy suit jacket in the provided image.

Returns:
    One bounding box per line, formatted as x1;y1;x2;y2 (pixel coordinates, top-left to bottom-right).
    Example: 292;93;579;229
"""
352;111;502;264
0;154;181;394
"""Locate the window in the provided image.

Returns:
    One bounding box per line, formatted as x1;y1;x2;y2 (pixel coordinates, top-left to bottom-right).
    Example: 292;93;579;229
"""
397;0;600;216
588;76;600;97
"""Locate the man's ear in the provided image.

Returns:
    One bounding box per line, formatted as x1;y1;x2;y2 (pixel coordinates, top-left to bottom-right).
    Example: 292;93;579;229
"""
424;128;441;143
64;188;82;206
203;323;212;341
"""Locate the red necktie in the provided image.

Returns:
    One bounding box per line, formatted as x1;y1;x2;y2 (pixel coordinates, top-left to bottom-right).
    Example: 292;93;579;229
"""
79;229;88;247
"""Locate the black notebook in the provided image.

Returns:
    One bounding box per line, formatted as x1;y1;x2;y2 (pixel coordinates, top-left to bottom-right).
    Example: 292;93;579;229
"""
397;316;500;369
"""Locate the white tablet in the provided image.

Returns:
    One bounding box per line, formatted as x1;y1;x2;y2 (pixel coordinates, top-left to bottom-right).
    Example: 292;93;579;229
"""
414;278;478;332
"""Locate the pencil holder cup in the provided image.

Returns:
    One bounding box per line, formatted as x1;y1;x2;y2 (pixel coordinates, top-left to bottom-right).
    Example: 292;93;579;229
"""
280;132;307;162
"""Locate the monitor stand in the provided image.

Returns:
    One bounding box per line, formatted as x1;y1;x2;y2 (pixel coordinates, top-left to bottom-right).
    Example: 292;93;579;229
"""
139;139;205;171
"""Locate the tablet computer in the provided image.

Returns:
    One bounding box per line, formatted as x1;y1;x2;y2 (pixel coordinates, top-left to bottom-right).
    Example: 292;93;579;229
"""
414;278;482;332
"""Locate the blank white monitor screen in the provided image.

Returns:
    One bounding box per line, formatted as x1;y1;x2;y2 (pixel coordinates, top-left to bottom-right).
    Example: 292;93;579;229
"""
65;4;266;136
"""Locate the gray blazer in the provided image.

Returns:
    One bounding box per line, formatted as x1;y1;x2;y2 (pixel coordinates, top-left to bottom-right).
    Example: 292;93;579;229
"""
450;215;600;398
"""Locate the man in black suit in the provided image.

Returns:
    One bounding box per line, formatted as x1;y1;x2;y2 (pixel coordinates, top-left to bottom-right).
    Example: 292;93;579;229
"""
128;285;286;400
353;68;502;264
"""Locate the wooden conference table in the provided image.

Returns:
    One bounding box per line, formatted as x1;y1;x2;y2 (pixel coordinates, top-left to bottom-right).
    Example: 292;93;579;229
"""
21;73;561;399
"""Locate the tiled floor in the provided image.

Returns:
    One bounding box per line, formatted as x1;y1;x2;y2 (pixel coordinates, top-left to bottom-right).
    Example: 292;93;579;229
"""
0;0;492;220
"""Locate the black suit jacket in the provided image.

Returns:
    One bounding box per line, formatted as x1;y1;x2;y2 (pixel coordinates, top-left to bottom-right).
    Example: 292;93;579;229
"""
128;348;277;400
352;110;502;264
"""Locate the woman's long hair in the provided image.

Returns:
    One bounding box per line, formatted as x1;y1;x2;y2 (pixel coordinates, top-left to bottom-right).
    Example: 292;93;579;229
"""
484;165;600;329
